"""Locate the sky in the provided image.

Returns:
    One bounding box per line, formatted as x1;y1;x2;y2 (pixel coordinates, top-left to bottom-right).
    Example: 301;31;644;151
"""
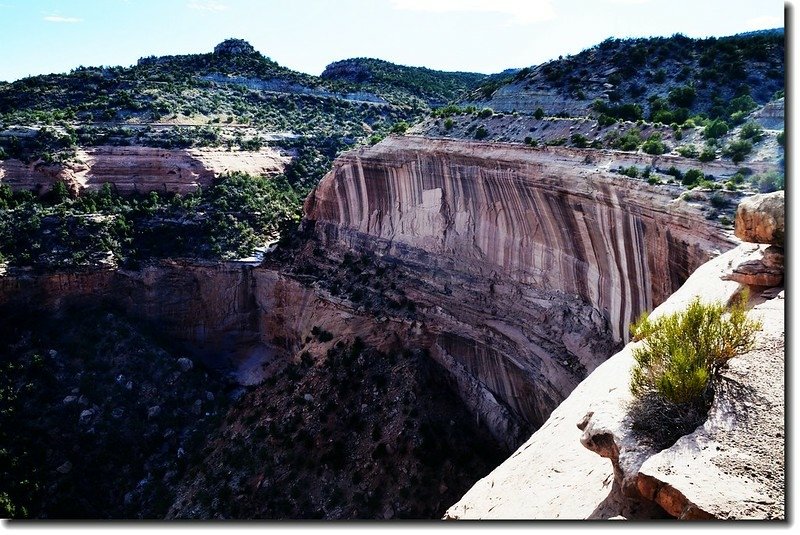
0;0;786;82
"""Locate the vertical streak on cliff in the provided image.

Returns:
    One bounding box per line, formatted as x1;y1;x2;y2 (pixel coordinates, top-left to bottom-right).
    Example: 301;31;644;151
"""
305;137;736;437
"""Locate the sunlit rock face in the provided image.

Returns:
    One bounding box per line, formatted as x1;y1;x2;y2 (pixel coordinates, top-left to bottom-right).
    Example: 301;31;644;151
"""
304;135;737;443
0;145;289;195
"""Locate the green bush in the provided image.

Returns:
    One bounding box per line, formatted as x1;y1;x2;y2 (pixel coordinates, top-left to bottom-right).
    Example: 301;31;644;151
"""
390;121;409;134
478;107;494;119
628;295;761;447
474;125;489;140
682;168;704;187
676;145;698;158
571;133;589;148
534;108;545;120
704;119;729;139
612;129;642;151
668;85;696;108
593;100;643;122
642;133;667;155
723;139;753;163
751;171;784;193
630;295;760;405
739;121;764;141
698;146;717;162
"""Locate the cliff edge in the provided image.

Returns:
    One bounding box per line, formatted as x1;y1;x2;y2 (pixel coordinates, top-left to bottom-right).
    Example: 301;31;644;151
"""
445;192;784;519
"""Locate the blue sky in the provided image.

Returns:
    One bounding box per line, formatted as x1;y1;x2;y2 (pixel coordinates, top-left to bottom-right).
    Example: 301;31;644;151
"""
0;0;785;82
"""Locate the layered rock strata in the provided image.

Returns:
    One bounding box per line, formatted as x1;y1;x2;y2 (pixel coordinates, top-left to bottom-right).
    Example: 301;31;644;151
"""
304;136;737;442
446;240;784;519
0;145;290;195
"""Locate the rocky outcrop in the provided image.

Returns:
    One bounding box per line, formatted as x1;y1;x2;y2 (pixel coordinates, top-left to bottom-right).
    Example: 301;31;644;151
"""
752;97;784;130
735;190;784;246
0;145;290;195
213;38;257;56
0;259;424;387
304;136;736;443
445;239;785;519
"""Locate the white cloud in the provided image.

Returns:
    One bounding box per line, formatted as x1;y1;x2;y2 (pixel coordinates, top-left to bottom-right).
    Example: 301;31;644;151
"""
604;0;650;4
745;15;783;30
43;15;82;23
389;0;555;25
187;0;228;12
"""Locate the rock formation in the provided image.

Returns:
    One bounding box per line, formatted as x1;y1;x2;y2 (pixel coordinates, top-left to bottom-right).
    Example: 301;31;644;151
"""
446;192;784;519
735;190;784;246
0;145;290;195
213;38;258;56
304;135;740;444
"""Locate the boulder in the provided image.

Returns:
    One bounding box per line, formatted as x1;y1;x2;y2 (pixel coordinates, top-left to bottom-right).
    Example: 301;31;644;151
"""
735;191;784;246
56;461;72;474
177;357;194;372
721;260;783;287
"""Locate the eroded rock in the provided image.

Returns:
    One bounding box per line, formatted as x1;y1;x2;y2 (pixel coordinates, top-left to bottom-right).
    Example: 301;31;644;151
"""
447;244;782;519
734;191;784;246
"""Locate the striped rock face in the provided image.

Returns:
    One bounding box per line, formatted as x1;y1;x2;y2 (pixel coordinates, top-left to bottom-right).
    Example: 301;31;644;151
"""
0;145;290;195
305;136;737;444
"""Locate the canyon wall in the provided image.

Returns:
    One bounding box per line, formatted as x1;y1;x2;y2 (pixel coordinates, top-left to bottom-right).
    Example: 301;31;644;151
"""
306;136;738;341
0;135;745;449
304;136;739;444
0;145;290;195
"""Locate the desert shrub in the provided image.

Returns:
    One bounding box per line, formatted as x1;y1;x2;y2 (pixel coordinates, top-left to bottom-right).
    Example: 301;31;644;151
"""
619;166;639;178
698;146;717;162
592;100;643;122
571;133;589;148
668;85;696;108
676;145;698;158
534;108;545;120
739;122;764;141
642;133;667;155
443;118;454;130
751;171;784;193
545;137;567;146
477;107;494;119
390;121;409;134
777;131;785;146
704;119;729;139
474;125;489;140
628;295;760;449
612;129;642;151
681;168;704;187
723;139;753;163
708;191;728;208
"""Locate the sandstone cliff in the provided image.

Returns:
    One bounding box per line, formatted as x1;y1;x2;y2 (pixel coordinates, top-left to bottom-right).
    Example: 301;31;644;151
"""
303;136;739;444
445;242;784;519
446;192;784;519
0;145;290;195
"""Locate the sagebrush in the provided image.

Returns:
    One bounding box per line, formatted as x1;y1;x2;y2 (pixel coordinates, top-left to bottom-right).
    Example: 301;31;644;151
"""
627;293;761;448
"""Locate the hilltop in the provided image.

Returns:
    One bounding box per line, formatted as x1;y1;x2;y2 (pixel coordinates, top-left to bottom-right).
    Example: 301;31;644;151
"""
465;30;784;122
0;39;486;178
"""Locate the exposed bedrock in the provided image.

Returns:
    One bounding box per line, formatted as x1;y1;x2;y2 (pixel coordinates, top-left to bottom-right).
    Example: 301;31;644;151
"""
304;136;737;442
446;242;784;519
0;145;290;195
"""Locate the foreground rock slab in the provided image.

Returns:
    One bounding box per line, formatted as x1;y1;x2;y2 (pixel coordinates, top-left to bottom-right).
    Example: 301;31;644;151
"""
636;291;784;519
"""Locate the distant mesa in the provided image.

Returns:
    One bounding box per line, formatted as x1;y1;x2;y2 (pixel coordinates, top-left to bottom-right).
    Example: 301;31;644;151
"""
213;38;257;56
